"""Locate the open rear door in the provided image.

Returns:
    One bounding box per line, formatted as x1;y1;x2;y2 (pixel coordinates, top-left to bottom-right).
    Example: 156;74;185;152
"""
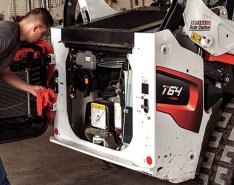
0;43;52;143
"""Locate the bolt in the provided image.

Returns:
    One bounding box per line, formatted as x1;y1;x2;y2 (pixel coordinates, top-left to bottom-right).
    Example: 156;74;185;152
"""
161;45;169;55
189;154;194;160
225;77;230;83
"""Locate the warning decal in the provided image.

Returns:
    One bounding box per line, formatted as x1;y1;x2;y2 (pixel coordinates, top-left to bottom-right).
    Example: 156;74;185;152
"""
91;103;106;110
191;32;202;44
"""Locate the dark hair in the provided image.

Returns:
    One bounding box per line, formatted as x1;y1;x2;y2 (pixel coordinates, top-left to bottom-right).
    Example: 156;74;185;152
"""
23;8;54;27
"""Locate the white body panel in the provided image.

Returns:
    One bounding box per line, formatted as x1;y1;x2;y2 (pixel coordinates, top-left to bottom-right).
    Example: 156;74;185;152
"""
78;0;116;22
154;30;210;182
183;0;234;56
50;27;211;183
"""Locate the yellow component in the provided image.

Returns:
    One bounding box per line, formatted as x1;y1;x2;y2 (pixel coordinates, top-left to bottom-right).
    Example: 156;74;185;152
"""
84;78;89;84
91;103;106;110
191;32;202;44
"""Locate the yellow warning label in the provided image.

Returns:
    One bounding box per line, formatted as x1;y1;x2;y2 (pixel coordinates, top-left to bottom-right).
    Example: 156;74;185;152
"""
91;103;106;110
191;32;202;44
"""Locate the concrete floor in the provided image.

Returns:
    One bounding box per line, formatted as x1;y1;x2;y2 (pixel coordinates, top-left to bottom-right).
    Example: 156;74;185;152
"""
0;125;200;185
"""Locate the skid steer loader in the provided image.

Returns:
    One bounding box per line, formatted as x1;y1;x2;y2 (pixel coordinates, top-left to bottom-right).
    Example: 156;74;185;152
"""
49;0;234;184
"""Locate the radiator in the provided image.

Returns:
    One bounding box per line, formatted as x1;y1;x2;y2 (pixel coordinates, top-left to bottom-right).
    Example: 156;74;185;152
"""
0;62;42;119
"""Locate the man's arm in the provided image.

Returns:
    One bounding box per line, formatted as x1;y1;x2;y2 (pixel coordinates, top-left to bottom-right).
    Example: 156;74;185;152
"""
2;67;42;96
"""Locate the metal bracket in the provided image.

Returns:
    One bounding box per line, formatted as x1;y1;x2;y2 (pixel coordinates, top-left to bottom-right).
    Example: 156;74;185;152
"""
50;54;56;64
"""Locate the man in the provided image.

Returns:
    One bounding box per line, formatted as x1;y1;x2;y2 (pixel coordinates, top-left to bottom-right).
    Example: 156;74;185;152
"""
0;8;53;184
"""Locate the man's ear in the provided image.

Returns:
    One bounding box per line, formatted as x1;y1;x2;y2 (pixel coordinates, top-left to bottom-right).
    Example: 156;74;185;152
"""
33;25;41;32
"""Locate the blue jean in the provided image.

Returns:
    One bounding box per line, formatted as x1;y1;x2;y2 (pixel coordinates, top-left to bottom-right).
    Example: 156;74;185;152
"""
0;159;10;185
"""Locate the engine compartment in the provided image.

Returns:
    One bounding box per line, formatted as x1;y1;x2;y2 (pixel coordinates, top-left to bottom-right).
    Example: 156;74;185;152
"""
67;51;133;150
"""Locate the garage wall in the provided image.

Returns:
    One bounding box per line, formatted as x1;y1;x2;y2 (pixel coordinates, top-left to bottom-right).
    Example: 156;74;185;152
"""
111;0;154;11
0;0;154;23
0;0;64;24
0;0;223;24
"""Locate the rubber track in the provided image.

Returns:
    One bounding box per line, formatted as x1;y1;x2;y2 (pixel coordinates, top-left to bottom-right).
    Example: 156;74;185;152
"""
199;98;234;185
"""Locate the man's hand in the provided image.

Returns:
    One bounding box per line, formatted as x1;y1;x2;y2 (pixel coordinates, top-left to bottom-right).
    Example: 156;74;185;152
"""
29;85;43;96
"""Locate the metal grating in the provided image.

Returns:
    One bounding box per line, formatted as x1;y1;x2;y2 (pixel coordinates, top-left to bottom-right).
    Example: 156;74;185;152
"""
0;71;30;118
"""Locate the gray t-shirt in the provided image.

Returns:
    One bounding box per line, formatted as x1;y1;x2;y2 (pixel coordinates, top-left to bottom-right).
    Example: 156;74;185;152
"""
0;21;20;74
